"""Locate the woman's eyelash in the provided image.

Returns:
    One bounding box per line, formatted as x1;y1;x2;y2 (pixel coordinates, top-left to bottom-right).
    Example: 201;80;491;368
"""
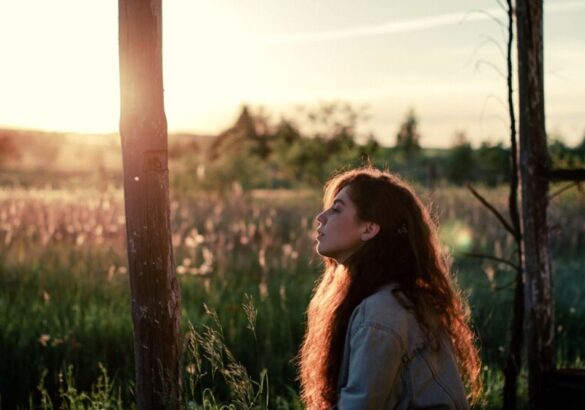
331;207;340;213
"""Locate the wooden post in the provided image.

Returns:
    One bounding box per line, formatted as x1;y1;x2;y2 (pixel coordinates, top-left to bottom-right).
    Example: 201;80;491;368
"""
515;1;555;408
118;1;181;408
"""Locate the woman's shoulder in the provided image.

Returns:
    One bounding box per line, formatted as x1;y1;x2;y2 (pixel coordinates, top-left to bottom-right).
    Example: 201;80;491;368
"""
350;283;414;338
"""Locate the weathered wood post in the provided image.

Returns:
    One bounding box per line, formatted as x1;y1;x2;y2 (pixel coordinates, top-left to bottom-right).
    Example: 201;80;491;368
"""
515;1;555;408
118;1;181;408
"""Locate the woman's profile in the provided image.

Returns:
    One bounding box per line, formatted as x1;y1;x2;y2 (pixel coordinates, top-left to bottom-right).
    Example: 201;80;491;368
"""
297;165;482;409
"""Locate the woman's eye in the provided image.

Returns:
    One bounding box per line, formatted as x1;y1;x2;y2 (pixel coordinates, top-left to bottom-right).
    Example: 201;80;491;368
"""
331;207;340;213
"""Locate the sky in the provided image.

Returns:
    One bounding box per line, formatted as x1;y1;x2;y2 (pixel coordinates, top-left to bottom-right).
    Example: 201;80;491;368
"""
0;0;584;148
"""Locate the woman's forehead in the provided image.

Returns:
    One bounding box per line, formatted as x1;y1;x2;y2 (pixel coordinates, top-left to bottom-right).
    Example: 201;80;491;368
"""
333;186;352;204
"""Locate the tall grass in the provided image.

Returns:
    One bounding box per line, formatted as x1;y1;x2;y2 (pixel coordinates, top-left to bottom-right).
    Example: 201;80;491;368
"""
0;183;583;408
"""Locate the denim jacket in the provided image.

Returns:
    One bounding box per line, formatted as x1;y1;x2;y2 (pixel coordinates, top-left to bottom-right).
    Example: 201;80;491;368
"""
332;283;470;410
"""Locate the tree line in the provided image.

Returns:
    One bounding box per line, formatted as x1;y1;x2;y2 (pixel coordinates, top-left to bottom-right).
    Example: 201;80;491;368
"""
174;102;585;192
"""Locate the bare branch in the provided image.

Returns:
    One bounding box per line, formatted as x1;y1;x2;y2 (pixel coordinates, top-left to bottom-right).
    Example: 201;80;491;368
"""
548;181;581;200
465;183;520;240
475;59;507;80
481;93;508;113
462;9;507;41
479;34;507;60
460;251;520;271
462;35;507;70
493;279;517;291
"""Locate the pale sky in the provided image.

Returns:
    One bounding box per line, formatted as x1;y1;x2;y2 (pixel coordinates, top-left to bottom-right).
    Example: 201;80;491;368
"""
0;0;584;148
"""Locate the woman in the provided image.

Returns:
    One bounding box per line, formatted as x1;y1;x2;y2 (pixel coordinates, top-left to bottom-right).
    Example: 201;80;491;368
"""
298;166;482;409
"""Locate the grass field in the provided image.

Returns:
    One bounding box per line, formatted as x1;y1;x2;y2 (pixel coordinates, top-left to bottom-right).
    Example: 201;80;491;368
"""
0;183;583;409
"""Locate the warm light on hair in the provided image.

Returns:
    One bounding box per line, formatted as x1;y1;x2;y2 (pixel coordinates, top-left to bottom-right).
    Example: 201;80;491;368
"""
297;165;483;408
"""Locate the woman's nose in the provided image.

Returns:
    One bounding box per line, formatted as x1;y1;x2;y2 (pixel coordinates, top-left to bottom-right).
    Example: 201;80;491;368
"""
316;211;326;225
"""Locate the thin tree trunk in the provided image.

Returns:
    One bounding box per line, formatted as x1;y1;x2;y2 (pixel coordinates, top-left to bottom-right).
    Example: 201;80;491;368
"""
118;1;181;408
502;267;524;410
515;1;555;408
502;1;524;409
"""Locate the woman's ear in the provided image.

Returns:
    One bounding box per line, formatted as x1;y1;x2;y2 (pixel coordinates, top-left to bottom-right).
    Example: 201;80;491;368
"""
360;222;380;241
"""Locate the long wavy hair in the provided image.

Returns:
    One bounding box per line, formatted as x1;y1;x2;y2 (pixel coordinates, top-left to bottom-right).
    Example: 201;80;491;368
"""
297;165;482;409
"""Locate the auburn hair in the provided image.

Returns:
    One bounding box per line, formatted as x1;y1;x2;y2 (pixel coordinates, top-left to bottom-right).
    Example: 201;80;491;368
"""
297;165;482;409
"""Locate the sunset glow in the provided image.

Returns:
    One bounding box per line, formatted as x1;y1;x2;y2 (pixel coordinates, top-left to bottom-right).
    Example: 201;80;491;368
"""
1;0;584;146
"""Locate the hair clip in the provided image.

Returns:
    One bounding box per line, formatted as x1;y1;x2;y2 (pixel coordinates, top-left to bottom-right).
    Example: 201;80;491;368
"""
397;223;408;234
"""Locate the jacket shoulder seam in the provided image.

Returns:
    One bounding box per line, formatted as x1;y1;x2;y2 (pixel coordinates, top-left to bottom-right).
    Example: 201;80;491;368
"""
353;321;407;352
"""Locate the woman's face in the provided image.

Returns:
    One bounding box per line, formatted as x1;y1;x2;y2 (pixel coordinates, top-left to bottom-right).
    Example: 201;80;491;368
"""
315;185;373;263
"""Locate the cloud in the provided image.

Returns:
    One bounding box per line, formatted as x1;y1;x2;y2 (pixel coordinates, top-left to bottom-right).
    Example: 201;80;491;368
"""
256;0;585;46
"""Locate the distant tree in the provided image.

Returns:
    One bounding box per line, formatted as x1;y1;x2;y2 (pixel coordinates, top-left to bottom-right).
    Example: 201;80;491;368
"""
210;139;272;191
574;132;585;163
270;101;369;186
395;108;422;157
323;127;364;179
302;100;369;141
0;133;20;165
548;134;581;168
273;118;302;145
446;131;474;185
360;133;380;161
475;141;510;186
208;105;258;161
194;100;377;189
325;126;356;154
576;132;585;150
426;160;438;192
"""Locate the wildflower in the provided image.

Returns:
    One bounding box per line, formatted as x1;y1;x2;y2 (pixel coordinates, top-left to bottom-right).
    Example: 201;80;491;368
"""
39;334;51;347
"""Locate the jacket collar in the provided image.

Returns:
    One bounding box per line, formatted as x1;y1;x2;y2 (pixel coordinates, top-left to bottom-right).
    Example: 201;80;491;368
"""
381;281;402;291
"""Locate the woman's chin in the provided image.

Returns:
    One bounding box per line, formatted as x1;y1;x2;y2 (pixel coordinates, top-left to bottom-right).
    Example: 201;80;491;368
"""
315;243;328;257
316;243;335;259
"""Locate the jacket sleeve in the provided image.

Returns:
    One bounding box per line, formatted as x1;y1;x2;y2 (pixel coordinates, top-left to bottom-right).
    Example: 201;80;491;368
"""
334;323;405;410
